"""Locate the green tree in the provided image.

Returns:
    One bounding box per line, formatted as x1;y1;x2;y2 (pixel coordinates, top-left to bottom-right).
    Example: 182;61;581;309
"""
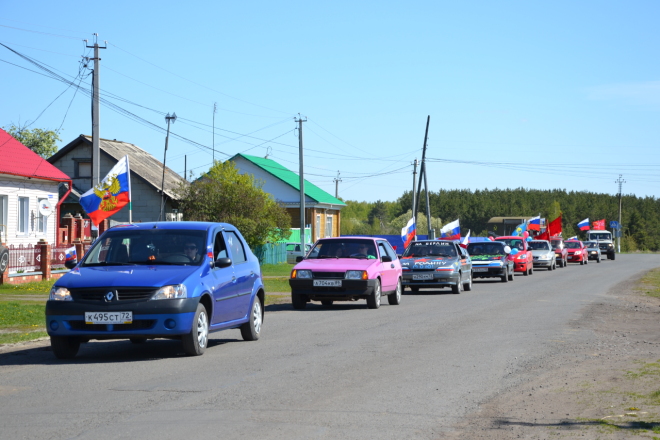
5;124;61;158
175;161;291;248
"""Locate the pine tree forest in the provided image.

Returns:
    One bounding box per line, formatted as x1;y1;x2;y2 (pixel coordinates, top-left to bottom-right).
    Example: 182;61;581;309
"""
339;188;660;252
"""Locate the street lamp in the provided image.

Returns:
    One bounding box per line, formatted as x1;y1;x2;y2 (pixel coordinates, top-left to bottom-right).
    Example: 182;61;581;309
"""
160;112;177;221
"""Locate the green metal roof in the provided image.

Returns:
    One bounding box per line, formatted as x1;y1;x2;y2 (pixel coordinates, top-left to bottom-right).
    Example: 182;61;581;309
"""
230;153;345;206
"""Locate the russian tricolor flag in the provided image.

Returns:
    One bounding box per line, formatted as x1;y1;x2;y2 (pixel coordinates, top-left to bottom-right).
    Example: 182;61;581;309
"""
440;219;460;240
460;230;470;248
401;217;416;250
527;216;541;231
80;155;131;226
65;246;77;262
577;218;590;231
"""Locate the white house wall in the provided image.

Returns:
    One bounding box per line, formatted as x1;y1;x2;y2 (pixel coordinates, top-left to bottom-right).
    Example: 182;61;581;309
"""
232;157;315;204
0;175;59;246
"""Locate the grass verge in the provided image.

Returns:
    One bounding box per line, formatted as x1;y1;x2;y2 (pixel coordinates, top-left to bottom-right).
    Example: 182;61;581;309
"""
260;263;292;277
640;268;660;298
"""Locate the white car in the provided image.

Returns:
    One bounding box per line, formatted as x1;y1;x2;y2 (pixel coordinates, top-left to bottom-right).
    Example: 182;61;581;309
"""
286;243;312;264
528;240;557;271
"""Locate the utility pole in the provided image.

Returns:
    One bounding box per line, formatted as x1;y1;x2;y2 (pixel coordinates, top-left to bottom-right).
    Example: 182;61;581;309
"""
295;114;307;254
85;34;106;188
333;171;342;198
615;174;625;253
415;116;431;236
160;113;177;221
411;159;418;233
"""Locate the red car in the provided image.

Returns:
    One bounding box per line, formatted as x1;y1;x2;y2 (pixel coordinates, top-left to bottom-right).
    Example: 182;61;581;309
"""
550;236;568;268
565;240;588;265
494;236;534;275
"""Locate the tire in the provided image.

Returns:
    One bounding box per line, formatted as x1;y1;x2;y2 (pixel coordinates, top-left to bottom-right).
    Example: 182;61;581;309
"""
451;275;463;294
130;338;147;344
321;300;334;307
291;294;307;310
529;265;533;275
524;266;529;276
610;252;616;261
597;257;601;263
182;303;209;356
388;279;402;305
51;336;80;359
501;268;508;283
0;247;8;275
240;297;263;341
463;272;473;291
367;279;381;309
580;258;585;265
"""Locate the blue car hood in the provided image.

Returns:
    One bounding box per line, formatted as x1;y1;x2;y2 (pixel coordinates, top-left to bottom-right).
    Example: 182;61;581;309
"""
57;265;199;289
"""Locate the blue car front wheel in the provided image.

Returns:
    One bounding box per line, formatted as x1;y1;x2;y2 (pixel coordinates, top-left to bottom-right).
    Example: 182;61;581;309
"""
182;303;208;356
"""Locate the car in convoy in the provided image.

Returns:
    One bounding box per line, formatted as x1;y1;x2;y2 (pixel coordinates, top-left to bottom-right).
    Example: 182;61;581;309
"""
528;240;557;271
565;239;588;265
46;222;265;359
466;241;514;282
400;240;472;293
289;237;402;309
286;242;312;264
586;230;616;260
550;237;568;268
494;236;534;275
583;241;602;263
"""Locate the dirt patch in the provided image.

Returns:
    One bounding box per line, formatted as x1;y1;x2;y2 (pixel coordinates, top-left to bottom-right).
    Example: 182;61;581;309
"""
448;270;660;439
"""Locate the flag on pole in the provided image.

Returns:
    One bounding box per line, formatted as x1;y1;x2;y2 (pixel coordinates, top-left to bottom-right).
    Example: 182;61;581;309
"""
511;222;527;237
593;219;606;230
548;215;562;237
527;216;541;231
400;217;416;250
80;156;131;226
440;219;460;240
65;246;77;262
577;218;590;231
460;230;470;248
567;236;578;241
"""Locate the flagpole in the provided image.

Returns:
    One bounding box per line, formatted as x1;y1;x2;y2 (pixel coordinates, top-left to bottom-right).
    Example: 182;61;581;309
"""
127;155;132;224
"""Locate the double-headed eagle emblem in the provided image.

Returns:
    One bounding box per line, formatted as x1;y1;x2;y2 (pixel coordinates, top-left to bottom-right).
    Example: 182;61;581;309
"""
93;174;121;212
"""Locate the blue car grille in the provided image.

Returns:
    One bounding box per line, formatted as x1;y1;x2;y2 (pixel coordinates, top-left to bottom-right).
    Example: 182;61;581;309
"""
69;288;157;302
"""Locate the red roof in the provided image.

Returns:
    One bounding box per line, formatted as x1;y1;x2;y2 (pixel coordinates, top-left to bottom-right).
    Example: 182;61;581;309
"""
0;128;70;182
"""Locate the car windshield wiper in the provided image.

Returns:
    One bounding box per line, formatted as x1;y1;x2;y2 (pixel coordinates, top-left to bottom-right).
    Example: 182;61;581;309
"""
82;262;137;267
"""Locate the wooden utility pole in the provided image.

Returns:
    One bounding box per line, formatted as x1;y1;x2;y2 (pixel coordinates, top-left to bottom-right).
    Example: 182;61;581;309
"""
415;116;431;237
295;114;307;253
333;171;342;198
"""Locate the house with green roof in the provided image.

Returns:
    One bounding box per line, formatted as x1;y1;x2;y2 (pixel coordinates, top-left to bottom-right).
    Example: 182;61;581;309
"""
229;154;346;240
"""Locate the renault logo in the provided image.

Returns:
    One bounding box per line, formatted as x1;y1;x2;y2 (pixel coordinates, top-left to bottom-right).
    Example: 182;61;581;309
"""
105;291;114;302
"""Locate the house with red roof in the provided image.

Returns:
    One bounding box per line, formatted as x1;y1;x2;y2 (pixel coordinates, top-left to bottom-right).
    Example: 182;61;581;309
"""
0;128;72;246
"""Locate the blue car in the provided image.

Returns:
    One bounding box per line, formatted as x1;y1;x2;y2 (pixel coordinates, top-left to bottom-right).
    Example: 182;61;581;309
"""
46;222;265;359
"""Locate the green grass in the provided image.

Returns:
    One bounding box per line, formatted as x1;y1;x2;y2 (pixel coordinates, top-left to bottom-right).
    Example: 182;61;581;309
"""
0;279;55;297
0;331;48;345
263;277;290;294
0;301;47;328
260;263;293;277
640;268;660;298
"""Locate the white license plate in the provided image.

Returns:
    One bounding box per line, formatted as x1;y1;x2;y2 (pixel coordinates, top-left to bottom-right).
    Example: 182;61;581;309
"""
85;311;132;324
313;280;342;287
473;268;488;272
412;273;434;280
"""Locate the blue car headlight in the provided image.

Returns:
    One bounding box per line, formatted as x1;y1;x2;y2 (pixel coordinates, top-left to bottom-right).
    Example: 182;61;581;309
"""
153;284;188;300
49;287;72;301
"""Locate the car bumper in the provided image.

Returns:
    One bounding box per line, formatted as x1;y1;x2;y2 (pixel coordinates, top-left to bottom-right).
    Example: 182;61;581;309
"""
567;254;585;262
587;252;601;260
289;278;377;300
532;259;553;267
471;265;507;278
401;271;460;287
45;297;200;338
512;261;529;272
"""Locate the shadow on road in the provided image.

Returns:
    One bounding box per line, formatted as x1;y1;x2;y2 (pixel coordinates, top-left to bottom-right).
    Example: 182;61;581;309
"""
493;417;660;432
0;337;241;365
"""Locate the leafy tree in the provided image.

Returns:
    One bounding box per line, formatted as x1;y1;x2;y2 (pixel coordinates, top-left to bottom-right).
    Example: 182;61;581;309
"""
175;161;291;248
4;124;60;158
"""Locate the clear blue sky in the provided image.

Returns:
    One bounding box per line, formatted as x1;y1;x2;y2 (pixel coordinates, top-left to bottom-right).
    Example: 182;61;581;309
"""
2;1;658;203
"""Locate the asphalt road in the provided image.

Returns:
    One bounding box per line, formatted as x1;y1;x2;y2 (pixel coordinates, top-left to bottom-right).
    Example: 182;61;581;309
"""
1;254;659;440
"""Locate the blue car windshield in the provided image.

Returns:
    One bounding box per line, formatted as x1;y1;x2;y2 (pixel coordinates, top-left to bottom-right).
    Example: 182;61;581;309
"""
82;229;207;266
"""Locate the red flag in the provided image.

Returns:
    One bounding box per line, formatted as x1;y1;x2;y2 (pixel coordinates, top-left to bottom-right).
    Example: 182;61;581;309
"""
536;231;550;240
548;215;562;237
593;219;606;230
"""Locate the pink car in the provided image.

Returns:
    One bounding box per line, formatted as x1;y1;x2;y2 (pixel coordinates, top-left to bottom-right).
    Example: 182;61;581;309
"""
289;237;403;309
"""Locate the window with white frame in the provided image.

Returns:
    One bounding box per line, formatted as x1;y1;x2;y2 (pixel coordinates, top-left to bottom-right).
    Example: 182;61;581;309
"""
325;215;333;238
37;198;48;234
316;214;321;240
18;196;29;234
0;195;7;241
